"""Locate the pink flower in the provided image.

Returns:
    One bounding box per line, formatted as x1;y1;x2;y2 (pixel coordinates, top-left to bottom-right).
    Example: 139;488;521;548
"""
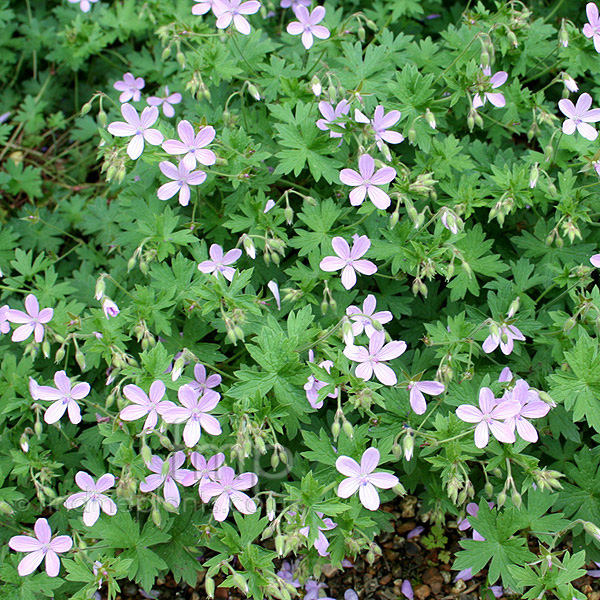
316;100;350;138
147;86;182;118
198;244;243;282
200;466;258;521
498;367;513;383
343;331;406;386
473;67;507;109
336;448;399;511
319;235;377;290
346;294;392;338
354;106;404;151
213;0;261;35
63;472;117;526
287;6;330;49
440;208;459;234
139;451;194;507
120;381;176;431
6;294;53;343
35;370;90;425
190;452;225;494
456;387;520;448
407;380;445;415
584;3;600;52
107;104;164;160
457;502;493;541
68;0;99;11
304;350;338;409
101;297;119;319
482;323;525;355
113;73;145;103
299;512;336;556
591;254;600;268
558;92;600;141
190;364;222;394
161;384;222;447
9;518;72;577
339;154;396;210
162;121;216;170
502;379;550;443
157;160;206;206
562;73;578;93
0;305;10;334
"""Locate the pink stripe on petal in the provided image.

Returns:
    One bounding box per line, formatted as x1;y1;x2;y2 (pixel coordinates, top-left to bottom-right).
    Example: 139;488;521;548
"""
337;477;361;497
367;186;391;209
359;482;380;510
360;447;380;472
358;154;375;179
17;549;46;576
373;362;397;385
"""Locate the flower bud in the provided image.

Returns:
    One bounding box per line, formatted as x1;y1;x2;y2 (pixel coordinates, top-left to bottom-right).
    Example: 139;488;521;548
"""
425;109;436;130
55;345;65;363
0;501;14;515
358;26;365;41
559;20;569;48
171;356;185;382
247;82;261;101
403;432;414;461
529;163;539;188
392;443;402;459
81;100;93;116
266;495;276;521
389;210;399;228
511;489;522;509
342;420;354;439
176;51;186;68
232;573;248;594
507;30;518;47
162;45;171;60
331;421;341;438
75;348;86;371
241;234;256;259
393;482;406;496
496;491;507;507
34;420;43;437
97;109;107;127
408;126;417;144
141;444;152;465
583;521;600;542
275;534;285;556
151;508;162;528
484;482;493;496
20;433;29;453
205;576;215;599
284;205;294;225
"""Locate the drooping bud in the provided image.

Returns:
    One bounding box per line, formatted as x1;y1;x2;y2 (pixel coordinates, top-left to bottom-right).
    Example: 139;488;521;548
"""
511;489;522;509
205;576;216;599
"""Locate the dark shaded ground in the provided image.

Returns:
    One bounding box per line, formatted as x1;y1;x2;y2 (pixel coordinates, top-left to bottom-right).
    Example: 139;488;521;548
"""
104;497;600;600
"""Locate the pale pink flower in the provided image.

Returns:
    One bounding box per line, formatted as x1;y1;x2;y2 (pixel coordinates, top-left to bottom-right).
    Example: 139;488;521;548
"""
498;367;513;383
161;384;221;447
264;199;276;212
213;0;261;35
502;379;550;443
147;86;182;118
6;294;53;343
591;254;600;268
407;380;445;415
190;364;222;394
68;0;98;11
107;104;163;160
473;67;507;109
8;518;72;577
456;387;520;448
354;106;404;150
482;323;525;355
316;100;350;138
200;466;258;521
440;208;459;234
113;73;145;103
287;6;330;49
157;160;206;206
336;448;399;511
584;3;600;52
558;92;600;141
299;512;336;556
35;370;90;425
562;73;578;93
339;154;396;210
0;305;10;334
190;452;225;494
304;350;338;409
192;0;216;15
198;244;242;282
346;294;392;338
139;451;194;507
101;297;119;319
162;121;216;170
63;472;117;526
120;381;176;431
319;235;377;290
343;330;406;386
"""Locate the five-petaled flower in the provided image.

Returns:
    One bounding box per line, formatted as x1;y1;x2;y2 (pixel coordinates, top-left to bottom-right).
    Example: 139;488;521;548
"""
200;466;258;521
299;512;337;556
190;363;222;394
63;472;118;526
354;106;404;151
157;160;207;206
344;330;406;386
407;380;445;415
162;121;216;170
161;384;222;447
102;297;119;319
139;451;194;507
120;380;176;431
482;321;525;355
107;104;164;160
113;73;145;103
286;6;330;49
198;244;243;282
8;518;73;577
346;294;393;338
502;379;550;443
558;92;600;141
147;86;182;118
320;235;377;290
190;452;225;494
456;387;520;448
584;2;600;52
316;100;350;138
336;448;399;511
339;154;396;210
473;66;507;109
304;349;338;409
213;0;261;35
35;370;90;425
6;294;53;343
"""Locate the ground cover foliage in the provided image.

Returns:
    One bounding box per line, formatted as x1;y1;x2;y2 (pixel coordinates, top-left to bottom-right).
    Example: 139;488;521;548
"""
1;0;600;598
